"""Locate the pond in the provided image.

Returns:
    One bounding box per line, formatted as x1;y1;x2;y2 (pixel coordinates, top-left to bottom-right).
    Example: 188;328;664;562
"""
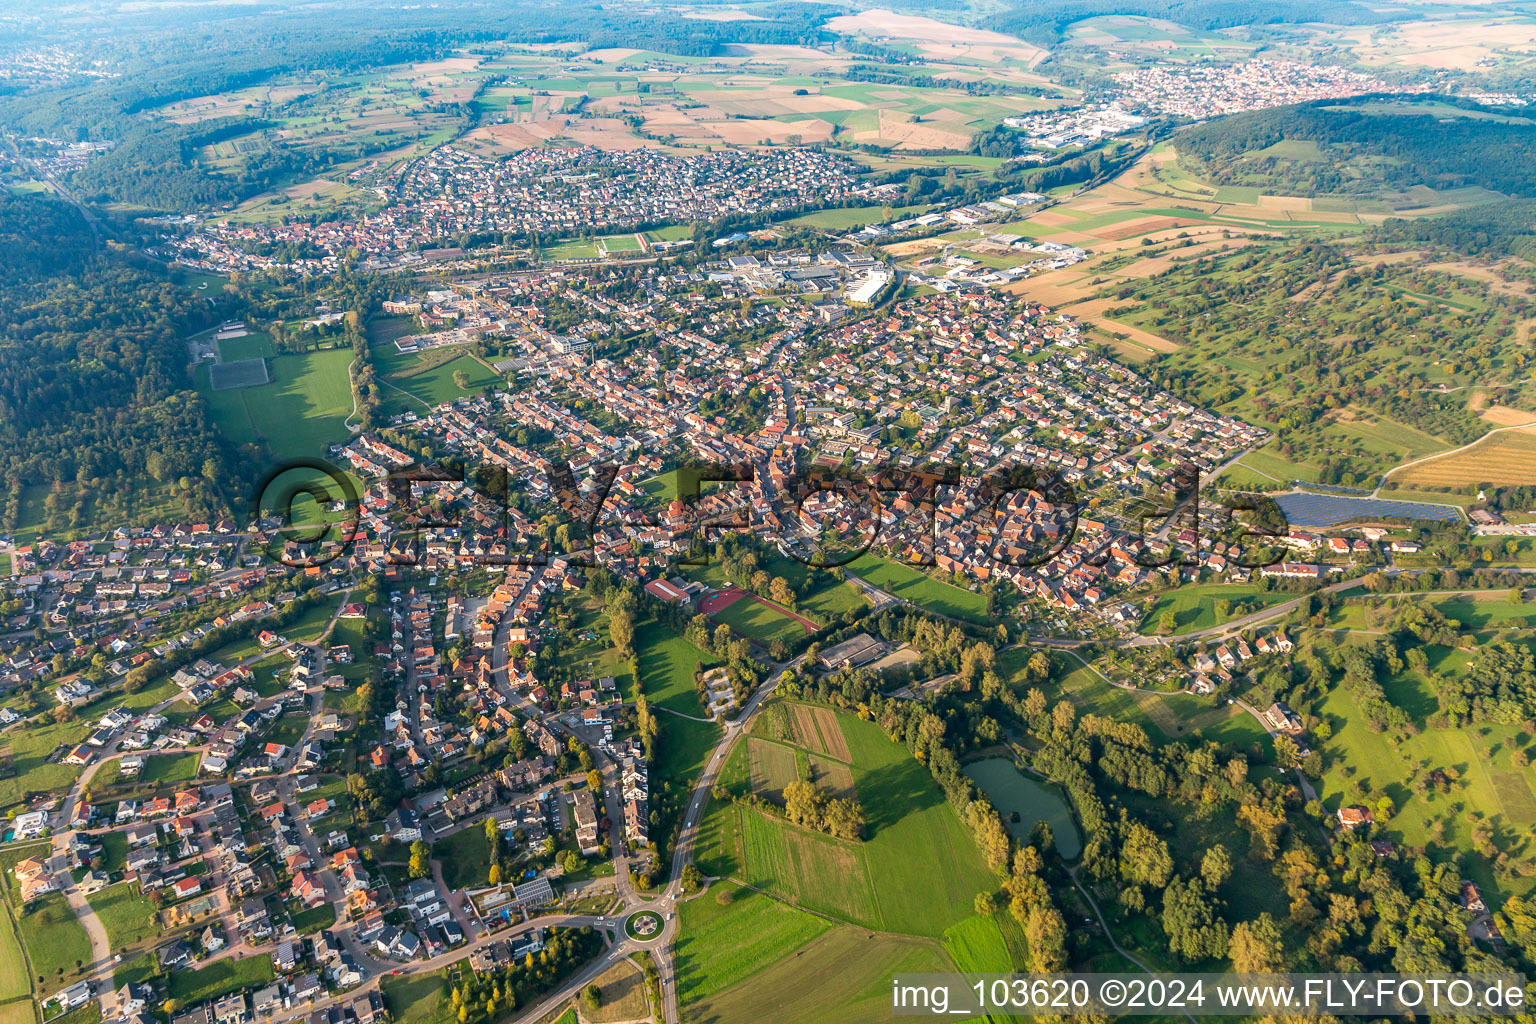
964;757;1082;860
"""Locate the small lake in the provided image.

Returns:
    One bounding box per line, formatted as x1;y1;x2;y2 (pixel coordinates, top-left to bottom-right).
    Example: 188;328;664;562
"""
964;757;1082;860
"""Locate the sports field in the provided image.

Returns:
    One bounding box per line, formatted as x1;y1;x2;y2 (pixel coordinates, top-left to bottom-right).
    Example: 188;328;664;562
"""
203;347;354;459
208;357;270;390
215;330;276;361
597;233;644;253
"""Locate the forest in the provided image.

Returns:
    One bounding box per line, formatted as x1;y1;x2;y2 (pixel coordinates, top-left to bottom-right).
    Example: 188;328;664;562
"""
0;193;231;506
1178;98;1536;197
990;0;1398;46
1374;198;1536;264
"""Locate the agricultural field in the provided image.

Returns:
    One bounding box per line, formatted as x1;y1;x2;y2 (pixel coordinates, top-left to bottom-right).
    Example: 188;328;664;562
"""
680;922;960;1024
1391;426;1536;489
698;703;995;938
674;882;831;1005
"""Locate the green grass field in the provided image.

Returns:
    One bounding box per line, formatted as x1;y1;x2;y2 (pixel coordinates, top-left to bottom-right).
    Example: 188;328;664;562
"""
215;330;276;361
0;903;31;1001
674;883;830;1004
597;234;644;253
636;620;723;873
137;752;200;787
168;956;275;1004
940;913;1014;974
681;923;957;1024
1314;682;1536;897
845;554;986;622
373;344;500;414
433;824;494;890
0;717;89;812
1137;583;1293;636
16;893;91;984
711;596;810;645
203;347;354;460
86;883;160;949
383;968;455;1024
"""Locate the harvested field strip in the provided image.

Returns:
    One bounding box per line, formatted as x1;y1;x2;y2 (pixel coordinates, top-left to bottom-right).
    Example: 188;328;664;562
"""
810;755;856;800
748;739;798;802
790;705;829;756
809;706;852;762
1395;426;1536;488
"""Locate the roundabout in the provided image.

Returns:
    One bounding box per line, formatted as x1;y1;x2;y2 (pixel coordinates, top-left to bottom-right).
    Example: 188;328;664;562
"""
624;909;664;942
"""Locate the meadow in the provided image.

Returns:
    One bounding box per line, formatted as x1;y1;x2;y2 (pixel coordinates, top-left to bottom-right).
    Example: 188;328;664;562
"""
673;882;831;1005
168;956;276;1004
845;553;987;622
382;965;458;1024
1009;654;1270;753
680;924;957;1024
1137;583;1293;636
0;905;31;1001
0;718;90;812
372;344;501;415
15;894;91;984
433;823;494;890
584;961;649;1023
86;883;161;949
1314;681;1536;897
